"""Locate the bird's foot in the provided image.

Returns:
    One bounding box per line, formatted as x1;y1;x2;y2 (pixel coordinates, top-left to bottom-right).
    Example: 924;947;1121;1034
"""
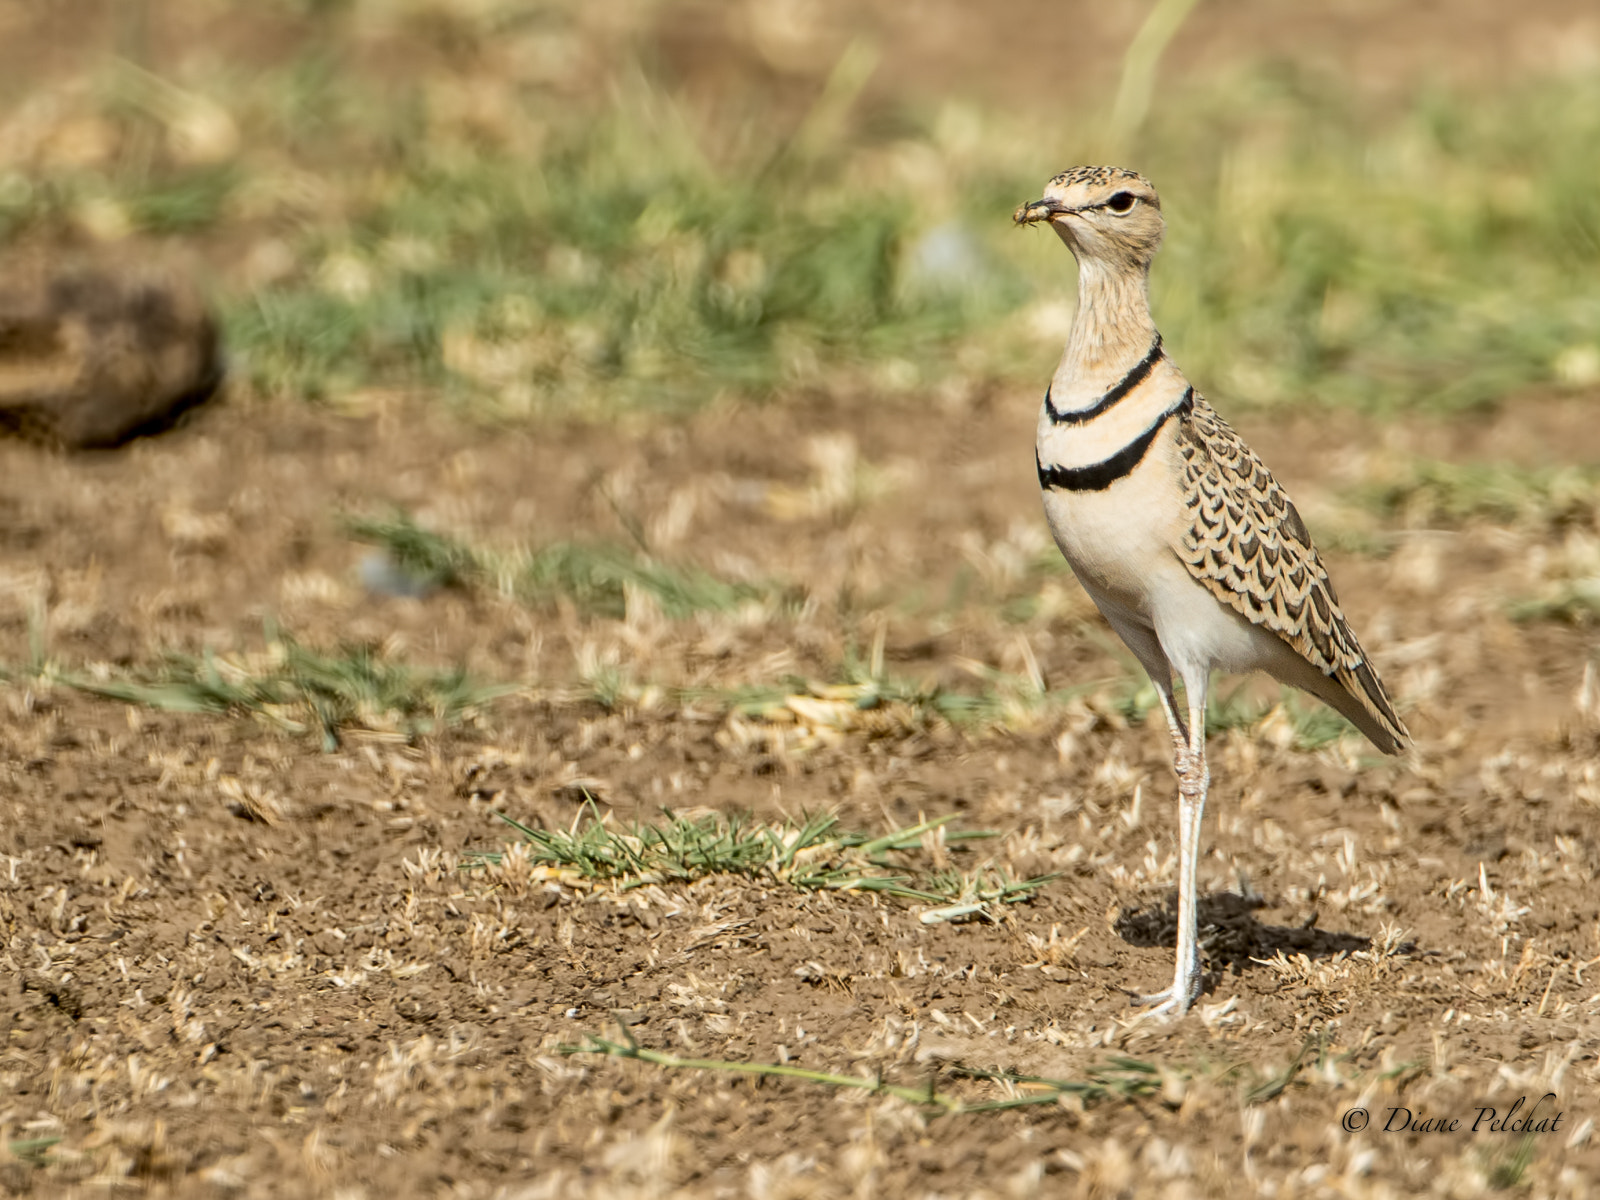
1121;977;1204;1021
1122;988;1183;1021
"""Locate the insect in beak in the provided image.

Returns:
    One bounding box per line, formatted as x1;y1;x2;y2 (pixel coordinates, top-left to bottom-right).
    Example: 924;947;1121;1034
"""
1013;198;1067;226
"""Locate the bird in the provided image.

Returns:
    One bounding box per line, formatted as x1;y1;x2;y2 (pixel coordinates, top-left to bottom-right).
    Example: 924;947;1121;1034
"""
1014;166;1410;1017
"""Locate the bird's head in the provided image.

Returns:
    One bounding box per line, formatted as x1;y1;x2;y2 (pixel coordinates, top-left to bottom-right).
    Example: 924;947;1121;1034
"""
1014;166;1164;271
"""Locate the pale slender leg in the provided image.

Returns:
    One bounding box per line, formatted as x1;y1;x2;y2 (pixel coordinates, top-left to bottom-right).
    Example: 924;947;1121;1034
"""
1095;622;1208;1016
1129;673;1209;1017
1170;684;1209;1011
1150;679;1191;779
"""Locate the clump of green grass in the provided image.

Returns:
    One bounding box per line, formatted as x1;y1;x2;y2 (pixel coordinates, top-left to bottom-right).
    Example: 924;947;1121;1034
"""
0;152;237;240
10;28;1600;419
218;53;1020;412
1508;578;1600;625
1205;688;1354;750
1355;459;1600;530
57;632;509;750
1348;462;1600;625
562;1034;1163;1115
1485;1133;1539;1191
564;1032;1335;1116
5;1137;62;1167
268;58;1600;420
708;644;1097;733
650;643;1359;748
345;510;773;618
583;655;1064;729
520;542;763;619
0;60;243;242
1118;68;1600;415
714;670;1016;730
471;808;1052;918
1092;630;1361;750
347;510;481;590
1110;676;1355;751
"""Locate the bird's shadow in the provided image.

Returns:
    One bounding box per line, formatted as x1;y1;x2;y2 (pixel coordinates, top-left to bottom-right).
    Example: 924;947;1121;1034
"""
1113;891;1374;967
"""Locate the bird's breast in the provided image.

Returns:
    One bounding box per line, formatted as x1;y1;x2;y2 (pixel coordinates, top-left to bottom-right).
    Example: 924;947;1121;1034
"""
1035;412;1187;615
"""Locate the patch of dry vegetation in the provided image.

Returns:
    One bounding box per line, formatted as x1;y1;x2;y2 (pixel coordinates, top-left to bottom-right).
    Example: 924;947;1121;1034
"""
4;2;1600;420
473;808;1053;918
3;1;1600;1197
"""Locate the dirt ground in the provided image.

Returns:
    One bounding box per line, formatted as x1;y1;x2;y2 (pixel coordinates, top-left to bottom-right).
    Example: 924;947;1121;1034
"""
4;2;1600;1198
3;378;1600;1198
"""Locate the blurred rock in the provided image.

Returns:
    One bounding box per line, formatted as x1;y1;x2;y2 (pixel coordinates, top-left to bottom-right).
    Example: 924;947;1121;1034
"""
0;251;222;448
358;551;437;600
900;221;992;299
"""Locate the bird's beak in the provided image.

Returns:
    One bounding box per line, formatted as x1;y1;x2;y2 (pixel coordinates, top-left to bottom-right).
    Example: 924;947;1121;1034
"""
1014;197;1068;226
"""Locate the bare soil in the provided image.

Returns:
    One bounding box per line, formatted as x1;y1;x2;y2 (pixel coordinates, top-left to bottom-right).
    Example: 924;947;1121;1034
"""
3;376;1600;1198
4;3;1600;1197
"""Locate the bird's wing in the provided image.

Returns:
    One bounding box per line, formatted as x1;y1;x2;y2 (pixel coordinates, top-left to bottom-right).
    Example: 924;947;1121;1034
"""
1171;394;1410;752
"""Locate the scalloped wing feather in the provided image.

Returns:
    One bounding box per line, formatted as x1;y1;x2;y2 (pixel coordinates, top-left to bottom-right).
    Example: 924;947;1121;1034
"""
1172;396;1410;753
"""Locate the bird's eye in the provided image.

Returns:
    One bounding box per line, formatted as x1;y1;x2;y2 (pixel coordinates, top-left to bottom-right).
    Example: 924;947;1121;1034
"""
1106;191;1138;214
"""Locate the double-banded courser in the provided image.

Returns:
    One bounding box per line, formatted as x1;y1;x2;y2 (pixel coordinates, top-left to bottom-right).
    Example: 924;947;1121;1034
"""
1015;167;1409;1017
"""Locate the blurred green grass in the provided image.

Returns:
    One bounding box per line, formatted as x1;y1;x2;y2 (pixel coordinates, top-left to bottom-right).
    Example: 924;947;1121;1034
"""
51;631;509;751
345;509;777;618
1136;68;1600;413
2;17;1597;419
1354;458;1600;530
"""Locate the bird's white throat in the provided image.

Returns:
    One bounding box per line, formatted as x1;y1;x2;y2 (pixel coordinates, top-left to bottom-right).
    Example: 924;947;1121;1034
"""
1053;254;1160;401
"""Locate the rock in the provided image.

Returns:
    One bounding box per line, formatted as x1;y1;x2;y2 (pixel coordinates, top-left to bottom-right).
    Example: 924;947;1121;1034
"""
0;250;222;448
901;221;993;299
358;550;437;599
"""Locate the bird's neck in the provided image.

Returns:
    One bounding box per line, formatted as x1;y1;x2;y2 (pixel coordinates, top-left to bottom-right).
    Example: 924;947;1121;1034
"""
1057;257;1158;386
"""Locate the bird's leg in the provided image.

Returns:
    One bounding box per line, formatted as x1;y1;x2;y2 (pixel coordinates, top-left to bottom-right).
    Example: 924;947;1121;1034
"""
1169;690;1210;1012
1151;681;1191;779
1128;678;1209;1018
